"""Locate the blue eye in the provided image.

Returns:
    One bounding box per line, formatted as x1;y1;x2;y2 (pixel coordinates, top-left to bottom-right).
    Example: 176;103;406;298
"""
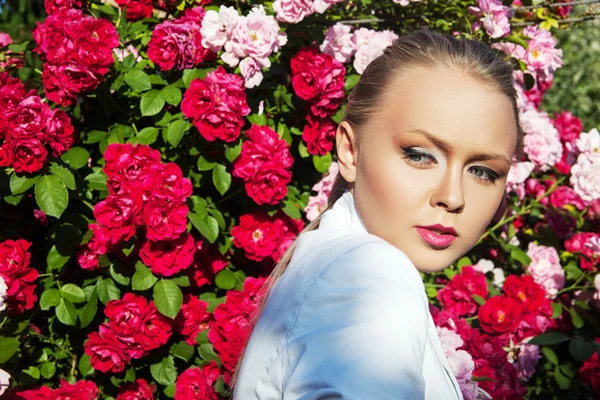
401;148;435;165
469;166;499;183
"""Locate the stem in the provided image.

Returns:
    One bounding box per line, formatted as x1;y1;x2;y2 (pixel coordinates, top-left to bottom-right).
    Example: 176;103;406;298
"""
556;271;591;295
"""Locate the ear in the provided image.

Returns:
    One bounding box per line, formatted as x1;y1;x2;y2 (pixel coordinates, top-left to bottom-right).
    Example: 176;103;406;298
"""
336;121;359;183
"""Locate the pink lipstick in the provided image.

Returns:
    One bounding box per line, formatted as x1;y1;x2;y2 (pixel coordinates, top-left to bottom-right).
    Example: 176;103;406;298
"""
415;225;457;249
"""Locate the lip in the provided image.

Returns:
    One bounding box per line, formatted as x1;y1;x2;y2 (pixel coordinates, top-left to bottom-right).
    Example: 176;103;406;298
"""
415;225;458;249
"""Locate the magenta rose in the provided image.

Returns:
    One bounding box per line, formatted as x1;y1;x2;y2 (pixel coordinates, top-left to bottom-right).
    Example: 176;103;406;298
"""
175;294;213;345
174;363;221;400
139;233;196;277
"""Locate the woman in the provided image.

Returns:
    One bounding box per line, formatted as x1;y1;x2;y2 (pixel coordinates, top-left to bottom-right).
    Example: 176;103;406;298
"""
230;26;524;400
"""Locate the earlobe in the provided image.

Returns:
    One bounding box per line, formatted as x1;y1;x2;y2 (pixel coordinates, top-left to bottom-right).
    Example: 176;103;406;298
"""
336;121;358;183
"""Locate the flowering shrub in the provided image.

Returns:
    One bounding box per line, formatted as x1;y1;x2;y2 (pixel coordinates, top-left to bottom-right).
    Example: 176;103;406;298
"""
0;0;599;399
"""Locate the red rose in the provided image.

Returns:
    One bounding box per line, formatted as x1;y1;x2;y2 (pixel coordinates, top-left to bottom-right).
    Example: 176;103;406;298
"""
116;378;156;400
44;0;86;15
103;143;162;184
114;0;153;21
6;95;51;140
143;201;188;241
245;162;292;205
5;385;54;399
84;329;131;374
104;293;151;354
231;211;281;261
137;302;173;352
290;47;345;118
271;210;304;263
53;379;100;400
174;362;220;400
502;274;548;314
181;66;250;142
139;233;196;277
93;191;143;242
45;108;76;157
175;294;212;345
579;340;600;396
438;266;488;317
302;115;336;156
148;12;216;71
0;239;38;314
187;240;228;288
42;63;102;107
142;163;193;203
478;296;524;334
10;139;48;173
474;361;527;399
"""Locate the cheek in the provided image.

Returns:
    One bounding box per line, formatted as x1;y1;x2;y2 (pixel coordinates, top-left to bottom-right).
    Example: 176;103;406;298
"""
464;184;505;235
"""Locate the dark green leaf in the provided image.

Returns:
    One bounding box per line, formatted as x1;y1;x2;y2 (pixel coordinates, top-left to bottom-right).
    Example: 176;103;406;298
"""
0;336;20;363
136;127;159;145
198;343;221;365
35;175;69;218
47;244;70;270
569;339;596;362
344;74;360;91
78;354;94;377
528;332;570;346
197;156;216;171
40;362;56;379
570;307;584;329
542;346;559;365
153;279;183;319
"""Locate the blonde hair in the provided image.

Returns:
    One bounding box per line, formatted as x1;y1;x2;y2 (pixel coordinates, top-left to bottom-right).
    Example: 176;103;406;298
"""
227;26;525;395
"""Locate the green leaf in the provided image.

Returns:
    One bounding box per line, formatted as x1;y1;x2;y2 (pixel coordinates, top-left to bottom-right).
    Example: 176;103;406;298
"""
124;69;152;92
542;346;559;365
313;153;332;174
34;174;69;218
195;329;209;345
554;364;570;390
510;248;531;266
136;127;159;145
170;340;195;362
56;298;78;326
215;269;237;290
0;336;20;363
110;263;131;286
224;141;243;163
47;245;70;270
40;362;56;379
96;277;121;305
282;200;301;219
551;302;562;319
197;156;216;171
141;90;165;116
49;163;76;189
471;294;486;306
570;307;584;329
22;366;40;380
60;283;86;303
198;343;220;364
569;339;596;362
160;85;182;106
153;279;183;319
60;147;89;169
132;262;158;291
298;141;309;158
528;331;570;346
78;354;94;377
85;171;108;190
150;356;178;386
212;164;231;196
189;213;219;243
456;256;472;269
77;288;98;328
10;174;39;195
166;119;188;147
344;74;361;91
182;68;210;88
39;288;61;310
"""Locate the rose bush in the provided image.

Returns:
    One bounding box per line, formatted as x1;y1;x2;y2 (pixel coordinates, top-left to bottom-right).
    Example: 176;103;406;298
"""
0;0;599;399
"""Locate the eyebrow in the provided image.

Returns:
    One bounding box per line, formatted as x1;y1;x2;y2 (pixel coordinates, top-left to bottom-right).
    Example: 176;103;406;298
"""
401;128;512;168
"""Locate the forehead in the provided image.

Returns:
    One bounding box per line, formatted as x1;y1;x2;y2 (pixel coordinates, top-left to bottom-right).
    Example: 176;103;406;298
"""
370;66;518;158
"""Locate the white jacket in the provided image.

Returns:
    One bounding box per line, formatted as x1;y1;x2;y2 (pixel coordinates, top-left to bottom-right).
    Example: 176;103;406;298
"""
232;190;464;400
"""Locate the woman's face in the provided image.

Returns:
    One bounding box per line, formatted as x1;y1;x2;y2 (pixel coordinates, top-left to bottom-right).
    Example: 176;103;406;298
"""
336;66;517;273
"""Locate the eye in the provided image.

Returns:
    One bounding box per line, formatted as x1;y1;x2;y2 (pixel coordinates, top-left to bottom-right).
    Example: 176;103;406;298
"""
400;147;436;166
468;166;499;184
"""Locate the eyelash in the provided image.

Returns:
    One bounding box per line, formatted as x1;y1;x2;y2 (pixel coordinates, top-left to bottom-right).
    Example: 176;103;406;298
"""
400;147;500;184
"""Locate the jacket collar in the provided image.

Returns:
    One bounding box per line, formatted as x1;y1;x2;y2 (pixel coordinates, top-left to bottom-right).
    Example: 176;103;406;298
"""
318;190;370;234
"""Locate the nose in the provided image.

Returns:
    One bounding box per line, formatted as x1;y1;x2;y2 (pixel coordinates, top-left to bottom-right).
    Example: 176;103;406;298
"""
429;165;465;213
